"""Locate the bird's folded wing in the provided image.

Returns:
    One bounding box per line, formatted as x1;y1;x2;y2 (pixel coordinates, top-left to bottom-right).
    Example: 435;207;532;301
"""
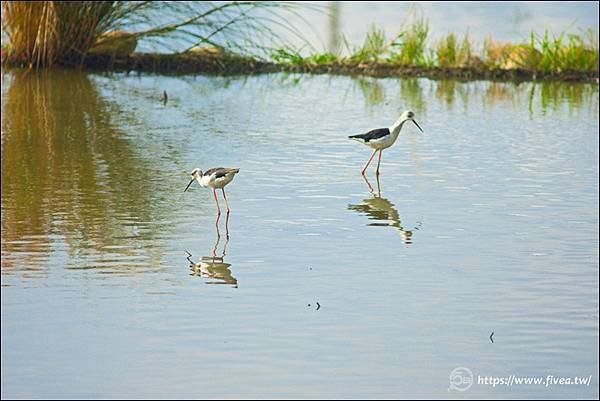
204;167;226;178
206;167;239;179
349;127;390;142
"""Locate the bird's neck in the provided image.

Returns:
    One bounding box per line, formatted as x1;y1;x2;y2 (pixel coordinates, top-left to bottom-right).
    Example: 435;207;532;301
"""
197;175;209;187
389;118;406;138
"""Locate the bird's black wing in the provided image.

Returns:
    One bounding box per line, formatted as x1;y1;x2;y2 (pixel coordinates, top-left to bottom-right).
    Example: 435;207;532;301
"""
349;128;390;143
205;167;239;179
204;167;227;178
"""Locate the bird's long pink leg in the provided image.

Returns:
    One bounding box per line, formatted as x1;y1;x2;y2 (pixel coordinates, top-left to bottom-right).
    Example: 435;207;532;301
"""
375;150;383;176
222;188;230;214
361;149;378;176
213;188;221;215
362;174;375;194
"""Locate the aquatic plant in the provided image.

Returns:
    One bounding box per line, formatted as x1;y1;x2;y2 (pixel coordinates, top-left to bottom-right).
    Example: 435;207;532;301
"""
482;37;511;68
483;29;598;73
1;1;311;68
436;32;472;68
2;1;119;68
347;24;388;63
282;15;597;76
535;29;599;73
388;18;430;66
270;46;306;65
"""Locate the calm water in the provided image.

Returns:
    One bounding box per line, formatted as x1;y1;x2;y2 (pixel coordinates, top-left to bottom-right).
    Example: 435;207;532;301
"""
1;70;598;399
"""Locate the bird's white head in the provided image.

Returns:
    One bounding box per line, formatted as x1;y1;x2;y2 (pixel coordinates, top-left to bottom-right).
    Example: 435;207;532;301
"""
400;110;423;132
399;110;423;133
184;168;203;192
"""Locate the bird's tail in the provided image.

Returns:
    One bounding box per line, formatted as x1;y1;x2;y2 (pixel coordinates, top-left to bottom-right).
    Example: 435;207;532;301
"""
348;134;365;142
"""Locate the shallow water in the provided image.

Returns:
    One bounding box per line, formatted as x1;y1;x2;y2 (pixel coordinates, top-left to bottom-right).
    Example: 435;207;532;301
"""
1;70;598;399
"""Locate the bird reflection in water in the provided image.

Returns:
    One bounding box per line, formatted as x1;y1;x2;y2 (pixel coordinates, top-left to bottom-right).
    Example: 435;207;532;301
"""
186;213;237;287
348;174;419;244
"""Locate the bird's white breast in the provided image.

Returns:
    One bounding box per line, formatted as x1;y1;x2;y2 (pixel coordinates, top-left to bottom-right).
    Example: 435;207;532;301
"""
198;175;213;187
368;134;396;150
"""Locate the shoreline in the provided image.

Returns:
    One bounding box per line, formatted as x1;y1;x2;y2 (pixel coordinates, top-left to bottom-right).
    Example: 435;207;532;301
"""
5;52;599;83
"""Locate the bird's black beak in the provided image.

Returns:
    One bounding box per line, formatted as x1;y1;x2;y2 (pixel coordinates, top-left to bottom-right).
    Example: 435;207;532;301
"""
412;119;423;133
184;178;195;192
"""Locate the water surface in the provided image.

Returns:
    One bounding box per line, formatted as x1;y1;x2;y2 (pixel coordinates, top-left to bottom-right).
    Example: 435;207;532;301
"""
1;70;598;399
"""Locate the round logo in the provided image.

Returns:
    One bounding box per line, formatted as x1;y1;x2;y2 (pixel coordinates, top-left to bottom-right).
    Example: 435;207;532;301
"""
449;367;473;392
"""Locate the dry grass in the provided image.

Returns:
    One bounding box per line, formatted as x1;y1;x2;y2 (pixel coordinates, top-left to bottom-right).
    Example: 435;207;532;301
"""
2;2;123;68
1;1;311;68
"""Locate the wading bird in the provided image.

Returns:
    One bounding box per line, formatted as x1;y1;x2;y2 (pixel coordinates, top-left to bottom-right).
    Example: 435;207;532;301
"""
349;110;423;176
184;167;240;214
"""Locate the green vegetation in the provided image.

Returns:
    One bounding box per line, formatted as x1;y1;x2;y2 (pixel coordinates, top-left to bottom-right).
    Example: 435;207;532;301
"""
347;25;388;63
436;33;473;68
1;3;597;80
481;29;599;73
387;18;430;66
535;29;599;73
266;19;597;78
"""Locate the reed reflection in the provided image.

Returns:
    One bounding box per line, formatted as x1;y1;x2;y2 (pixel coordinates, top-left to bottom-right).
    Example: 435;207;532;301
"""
186;213;237;287
354;76;386;109
348;175;417;244
431;79;598;118
1;69;168;274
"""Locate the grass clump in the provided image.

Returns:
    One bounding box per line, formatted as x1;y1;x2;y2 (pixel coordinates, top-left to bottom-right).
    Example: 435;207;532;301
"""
535;29;599;73
1;1;311;68
483;29;598;73
388;18;430;66
270;46;339;66
347;25;387;63
342;19;431;66
1;1;119;68
304;52;339;65
270;47;306;65
436;32;472;68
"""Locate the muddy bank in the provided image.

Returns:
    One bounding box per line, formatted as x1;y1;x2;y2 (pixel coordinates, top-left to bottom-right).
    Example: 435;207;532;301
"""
80;52;278;75
8;52;600;83
282;63;599;83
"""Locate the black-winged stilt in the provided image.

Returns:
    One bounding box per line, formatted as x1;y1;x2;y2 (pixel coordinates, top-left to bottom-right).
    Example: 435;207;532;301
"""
184;167;240;214
349;110;423;176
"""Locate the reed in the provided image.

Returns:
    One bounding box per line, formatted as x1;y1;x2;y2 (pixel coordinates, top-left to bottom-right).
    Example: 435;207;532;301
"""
535;29;599;73
1;1;310;68
348;25;387;63
2;2;119;68
436;32;472;68
388;18;430;66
